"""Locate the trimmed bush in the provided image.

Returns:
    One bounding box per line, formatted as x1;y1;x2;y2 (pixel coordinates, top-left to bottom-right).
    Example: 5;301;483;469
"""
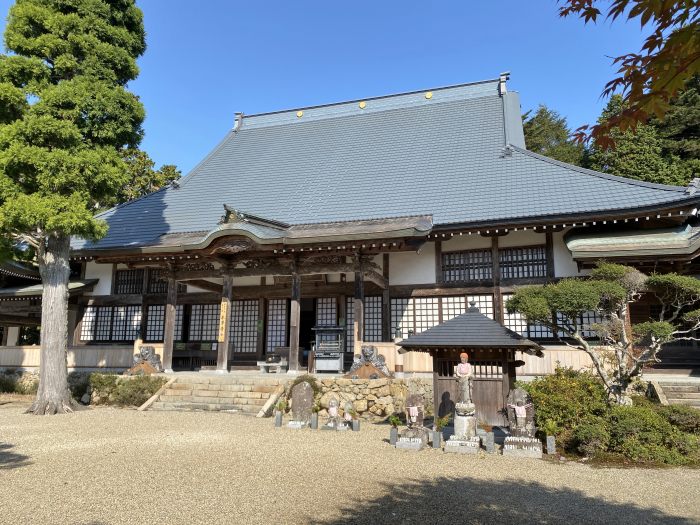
520;367;608;448
111;376;166;407
89;373;166;407
572;417;610;456
657;405;700;434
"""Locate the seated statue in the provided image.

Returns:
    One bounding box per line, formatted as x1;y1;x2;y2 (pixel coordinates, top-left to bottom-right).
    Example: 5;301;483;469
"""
506;387;536;438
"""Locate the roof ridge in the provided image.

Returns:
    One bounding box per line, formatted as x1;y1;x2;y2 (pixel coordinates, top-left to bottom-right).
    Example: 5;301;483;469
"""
509;145;686;193
241;78;501;119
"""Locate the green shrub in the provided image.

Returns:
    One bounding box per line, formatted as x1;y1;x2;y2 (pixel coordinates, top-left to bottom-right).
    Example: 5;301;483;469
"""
521;367;608;448
15;377;38;395
68;372;90;399
657;405;700;434
111;376;166;407
0;374;17;393
572;417;610;456
89;373;119;403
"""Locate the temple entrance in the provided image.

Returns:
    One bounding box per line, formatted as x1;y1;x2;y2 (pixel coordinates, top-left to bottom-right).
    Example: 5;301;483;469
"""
299;298;316;368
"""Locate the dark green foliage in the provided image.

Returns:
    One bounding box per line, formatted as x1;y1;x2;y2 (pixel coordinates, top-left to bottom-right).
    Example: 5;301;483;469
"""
520;367;608;447
572;417;610;456
110;375;166;407
88;372;165;407
657;405;700;434
632;321;675;344
0;372;38;394
287;373;322;399
522;105;586;166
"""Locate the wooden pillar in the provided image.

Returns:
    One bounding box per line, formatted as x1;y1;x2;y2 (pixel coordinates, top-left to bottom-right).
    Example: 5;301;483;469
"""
491;236;503;323
256;299;266;359
545;231;555;279
382;253;391;342
353;271;364;354
162;273;178;373
288;273;301;372
217;273;233;372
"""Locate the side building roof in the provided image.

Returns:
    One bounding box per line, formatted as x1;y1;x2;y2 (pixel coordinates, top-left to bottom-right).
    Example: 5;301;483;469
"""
73;76;699;253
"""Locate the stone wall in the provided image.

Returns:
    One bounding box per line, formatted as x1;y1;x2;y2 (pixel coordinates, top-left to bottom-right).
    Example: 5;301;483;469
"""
316;377;433;420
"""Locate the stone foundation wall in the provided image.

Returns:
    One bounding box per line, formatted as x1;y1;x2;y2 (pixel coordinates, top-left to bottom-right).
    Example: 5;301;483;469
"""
316;377;433;420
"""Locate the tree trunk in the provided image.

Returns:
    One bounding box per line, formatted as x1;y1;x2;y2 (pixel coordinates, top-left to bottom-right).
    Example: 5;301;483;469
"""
27;233;75;415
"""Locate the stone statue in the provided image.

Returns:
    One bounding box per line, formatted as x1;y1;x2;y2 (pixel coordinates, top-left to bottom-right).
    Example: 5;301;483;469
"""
506;387;536;438
323;396;346;430
454;352;475;417
125;345;163;375
346;345;392;379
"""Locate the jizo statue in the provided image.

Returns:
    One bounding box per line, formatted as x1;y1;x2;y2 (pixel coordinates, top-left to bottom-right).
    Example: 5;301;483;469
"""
454;352;474;405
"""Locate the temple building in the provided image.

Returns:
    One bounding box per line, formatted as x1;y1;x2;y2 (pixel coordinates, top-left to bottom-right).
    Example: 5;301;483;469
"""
2;73;700;383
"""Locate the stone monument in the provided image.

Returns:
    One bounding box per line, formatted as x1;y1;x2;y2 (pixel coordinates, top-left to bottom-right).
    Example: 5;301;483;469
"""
345;345;392;379
396;393;429;450
445;352;480;454
502;387;542;458
288;381;314;428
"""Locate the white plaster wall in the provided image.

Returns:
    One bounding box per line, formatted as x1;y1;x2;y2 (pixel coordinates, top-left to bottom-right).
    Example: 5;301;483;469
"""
442;234;491;251
499;230;546;248
552;230;582;277
233;276;260;287
6;326;19;346
84;261;113;295
389;244;435;285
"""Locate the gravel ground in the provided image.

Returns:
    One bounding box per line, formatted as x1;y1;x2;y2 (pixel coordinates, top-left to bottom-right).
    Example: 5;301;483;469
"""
1;397;699;525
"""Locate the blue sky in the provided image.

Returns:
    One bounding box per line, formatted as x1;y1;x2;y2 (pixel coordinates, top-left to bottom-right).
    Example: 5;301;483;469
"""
0;1;648;174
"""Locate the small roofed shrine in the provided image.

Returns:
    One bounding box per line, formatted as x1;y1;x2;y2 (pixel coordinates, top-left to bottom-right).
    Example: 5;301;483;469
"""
399;303;542;426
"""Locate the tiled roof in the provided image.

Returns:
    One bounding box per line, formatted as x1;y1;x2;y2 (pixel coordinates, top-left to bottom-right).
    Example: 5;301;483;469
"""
73;77;698;251
399;306;542;351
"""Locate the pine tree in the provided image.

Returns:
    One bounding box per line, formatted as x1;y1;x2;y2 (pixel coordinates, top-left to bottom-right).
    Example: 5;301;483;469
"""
589;95;687;186
523;105;585;166
0;0;146;414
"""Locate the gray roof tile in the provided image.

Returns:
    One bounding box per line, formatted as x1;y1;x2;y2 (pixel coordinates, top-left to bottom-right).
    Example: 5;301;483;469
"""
74;79;697;251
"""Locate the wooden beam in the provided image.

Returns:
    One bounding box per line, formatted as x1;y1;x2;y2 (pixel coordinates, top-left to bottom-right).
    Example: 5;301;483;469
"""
492;236;503;323
186;279;223;293
217;274;233;372
0;315;41;326
363;269;388;289
288;274;301;372
353;271;364;353
382;253;391;342
162;274;177;372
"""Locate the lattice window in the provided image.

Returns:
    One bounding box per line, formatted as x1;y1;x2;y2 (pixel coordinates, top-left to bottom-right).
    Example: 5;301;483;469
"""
189;304;220;341
266;299;287;351
80;305;142;342
346;297;355;351
414;297;440;334
80;307;97;341
112;306;142;341
503;293;553;339
114;269;144;294
390;297;439;338
230;299;259;353
472;361;503;379
316;298;337;326
441;296;467;322
467;295;494;319
499;246;547;280
364;296;383;342
442;249;492;282
145;304;184;342
146;269;187;294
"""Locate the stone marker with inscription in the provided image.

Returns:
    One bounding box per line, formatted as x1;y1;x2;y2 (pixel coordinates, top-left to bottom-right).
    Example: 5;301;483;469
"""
289;381;314;428
396;393;429;450
502;387;543;459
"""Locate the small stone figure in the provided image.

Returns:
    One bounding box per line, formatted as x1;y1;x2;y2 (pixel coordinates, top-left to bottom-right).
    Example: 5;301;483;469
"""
506;387;536;438
323;397;347;430
454;352;475;417
404;393;425;428
346;345;392;379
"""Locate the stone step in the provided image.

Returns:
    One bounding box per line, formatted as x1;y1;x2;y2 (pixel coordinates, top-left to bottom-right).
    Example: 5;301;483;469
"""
664;392;700;399
665;399;700;407
150;401;244;412
663;384;699;390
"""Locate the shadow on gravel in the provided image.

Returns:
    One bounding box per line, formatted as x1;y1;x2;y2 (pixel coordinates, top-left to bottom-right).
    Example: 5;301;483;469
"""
0;442;31;470
311;477;693;525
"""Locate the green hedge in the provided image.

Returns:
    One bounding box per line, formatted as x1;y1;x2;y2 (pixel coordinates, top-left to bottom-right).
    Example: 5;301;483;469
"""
524;367;700;466
89;373;166;407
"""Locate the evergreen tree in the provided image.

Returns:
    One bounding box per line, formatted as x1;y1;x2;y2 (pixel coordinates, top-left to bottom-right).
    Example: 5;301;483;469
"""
523;105;585;166
115;149;181;206
0;0;146;414
589;95;687;185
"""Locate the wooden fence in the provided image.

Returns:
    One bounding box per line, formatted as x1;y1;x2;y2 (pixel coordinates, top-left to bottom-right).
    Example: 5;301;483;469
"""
0;345;135;370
